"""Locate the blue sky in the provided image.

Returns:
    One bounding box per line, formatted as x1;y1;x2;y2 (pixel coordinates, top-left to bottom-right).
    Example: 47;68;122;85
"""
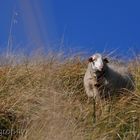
0;0;140;56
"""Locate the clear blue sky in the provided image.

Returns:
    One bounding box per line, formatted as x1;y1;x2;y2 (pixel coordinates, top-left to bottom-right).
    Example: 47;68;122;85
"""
0;0;140;55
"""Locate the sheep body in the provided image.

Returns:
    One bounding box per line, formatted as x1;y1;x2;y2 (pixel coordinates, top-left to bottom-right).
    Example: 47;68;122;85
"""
102;63;134;96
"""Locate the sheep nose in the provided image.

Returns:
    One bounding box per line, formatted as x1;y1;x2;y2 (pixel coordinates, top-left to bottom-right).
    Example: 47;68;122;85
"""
98;66;103;71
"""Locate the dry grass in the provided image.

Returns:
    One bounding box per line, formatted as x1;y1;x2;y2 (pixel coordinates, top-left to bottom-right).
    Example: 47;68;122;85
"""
0;54;140;140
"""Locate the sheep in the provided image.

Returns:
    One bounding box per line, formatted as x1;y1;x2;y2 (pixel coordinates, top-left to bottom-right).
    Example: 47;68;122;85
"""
84;53;135;101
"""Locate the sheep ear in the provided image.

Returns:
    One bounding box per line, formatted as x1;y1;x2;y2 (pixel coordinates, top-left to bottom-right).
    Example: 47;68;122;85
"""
103;58;109;63
88;57;93;62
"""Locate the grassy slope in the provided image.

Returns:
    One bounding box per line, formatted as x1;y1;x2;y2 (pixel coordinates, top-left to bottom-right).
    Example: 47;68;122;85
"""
0;55;140;140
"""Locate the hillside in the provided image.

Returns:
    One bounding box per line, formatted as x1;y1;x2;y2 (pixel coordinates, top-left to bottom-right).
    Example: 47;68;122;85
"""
0;54;140;140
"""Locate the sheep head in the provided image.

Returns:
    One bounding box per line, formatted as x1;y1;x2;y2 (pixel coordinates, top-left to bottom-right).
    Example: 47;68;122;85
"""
88;53;109;72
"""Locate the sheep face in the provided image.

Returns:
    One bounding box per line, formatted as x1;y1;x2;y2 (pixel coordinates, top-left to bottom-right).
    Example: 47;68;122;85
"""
88;53;108;72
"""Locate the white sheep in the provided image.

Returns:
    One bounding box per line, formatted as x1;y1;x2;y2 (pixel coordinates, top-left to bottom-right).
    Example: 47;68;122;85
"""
84;53;135;101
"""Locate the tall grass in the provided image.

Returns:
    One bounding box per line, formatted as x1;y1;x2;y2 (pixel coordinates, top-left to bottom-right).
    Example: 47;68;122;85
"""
0;52;139;140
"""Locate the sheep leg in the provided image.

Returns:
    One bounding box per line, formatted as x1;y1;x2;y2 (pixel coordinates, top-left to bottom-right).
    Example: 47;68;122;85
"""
93;98;96;124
